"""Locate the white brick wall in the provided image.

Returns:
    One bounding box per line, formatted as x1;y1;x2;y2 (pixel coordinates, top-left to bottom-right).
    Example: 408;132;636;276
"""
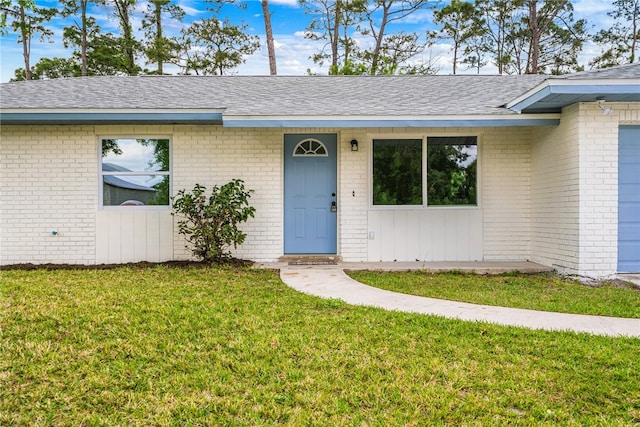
3;105;637;269
531;102;640;278
0;124;537;265
338;129;369;261
531;105;581;274
171;125;284;262
0;125;97;265
481;127;532;260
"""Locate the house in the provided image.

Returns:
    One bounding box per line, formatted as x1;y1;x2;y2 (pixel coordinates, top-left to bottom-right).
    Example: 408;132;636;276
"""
1;63;639;277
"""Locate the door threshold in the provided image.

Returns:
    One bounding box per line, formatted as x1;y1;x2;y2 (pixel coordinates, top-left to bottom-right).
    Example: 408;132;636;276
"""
280;255;341;265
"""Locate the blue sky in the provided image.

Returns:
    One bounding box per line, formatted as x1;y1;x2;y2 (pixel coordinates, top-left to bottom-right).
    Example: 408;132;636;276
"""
0;0;617;82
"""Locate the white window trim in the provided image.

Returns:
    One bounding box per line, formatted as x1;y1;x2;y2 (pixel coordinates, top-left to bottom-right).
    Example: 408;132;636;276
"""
292;138;330;157
368;133;481;210
98;135;173;210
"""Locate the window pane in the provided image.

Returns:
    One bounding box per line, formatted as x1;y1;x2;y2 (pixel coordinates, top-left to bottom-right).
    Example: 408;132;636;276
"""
373;139;423;205
102;138;169;172
427;136;477;206
103;175;170;206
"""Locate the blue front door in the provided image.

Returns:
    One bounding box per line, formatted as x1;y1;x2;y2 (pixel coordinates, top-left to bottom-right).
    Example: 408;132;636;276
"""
284;134;337;254
618;126;640;272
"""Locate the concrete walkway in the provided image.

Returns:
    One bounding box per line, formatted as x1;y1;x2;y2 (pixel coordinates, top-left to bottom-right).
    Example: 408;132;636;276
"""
273;263;640;338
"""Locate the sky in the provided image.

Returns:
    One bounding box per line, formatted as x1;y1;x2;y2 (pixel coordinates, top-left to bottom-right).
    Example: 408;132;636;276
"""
0;0;618;83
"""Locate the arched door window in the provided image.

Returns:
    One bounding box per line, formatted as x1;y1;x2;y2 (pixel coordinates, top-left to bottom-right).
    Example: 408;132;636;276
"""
293;139;328;157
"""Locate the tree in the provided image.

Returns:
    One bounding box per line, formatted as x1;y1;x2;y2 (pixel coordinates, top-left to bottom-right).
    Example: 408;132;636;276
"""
462;25;491;73
537;16;587;74
142;0;184;74
261;0;277;75
433;0;481;74
3;0;56;80
1;0;33;35
301;0;366;72
11;56;80;81
359;0;432;75
60;0;91;76
62;15;137;76
524;0;570;73
180;17;260;75
590;0;639;68
109;0;141;75
475;0;525;74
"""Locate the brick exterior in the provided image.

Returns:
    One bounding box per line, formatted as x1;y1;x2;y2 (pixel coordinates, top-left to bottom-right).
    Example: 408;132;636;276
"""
0;126;97;265
1;104;639;276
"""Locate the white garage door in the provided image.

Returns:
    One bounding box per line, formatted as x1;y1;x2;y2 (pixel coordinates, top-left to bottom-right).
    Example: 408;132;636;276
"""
618;126;640;272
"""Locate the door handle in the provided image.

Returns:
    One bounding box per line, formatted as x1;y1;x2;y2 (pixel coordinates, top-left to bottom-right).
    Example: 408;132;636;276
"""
331;201;337;213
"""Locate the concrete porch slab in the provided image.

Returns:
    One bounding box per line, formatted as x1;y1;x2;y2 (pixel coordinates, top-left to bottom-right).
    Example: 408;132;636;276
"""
255;260;553;275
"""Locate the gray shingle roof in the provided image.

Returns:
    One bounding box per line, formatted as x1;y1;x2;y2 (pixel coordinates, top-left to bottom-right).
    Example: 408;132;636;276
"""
2;63;636;117
1;74;547;116
550;62;640;80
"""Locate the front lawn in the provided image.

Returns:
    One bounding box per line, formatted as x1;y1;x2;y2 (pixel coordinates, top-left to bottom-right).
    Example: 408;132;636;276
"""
348;271;640;318
1;266;639;425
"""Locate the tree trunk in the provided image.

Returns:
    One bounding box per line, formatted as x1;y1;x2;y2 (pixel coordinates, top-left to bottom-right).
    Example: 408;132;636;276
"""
261;0;277;75
331;0;340;69
80;0;87;76
526;0;540;74
19;6;32;80
631;0;638;63
155;1;162;74
370;3;390;75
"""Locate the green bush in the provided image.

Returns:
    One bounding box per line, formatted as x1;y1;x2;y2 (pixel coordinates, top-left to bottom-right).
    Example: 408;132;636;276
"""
172;180;255;262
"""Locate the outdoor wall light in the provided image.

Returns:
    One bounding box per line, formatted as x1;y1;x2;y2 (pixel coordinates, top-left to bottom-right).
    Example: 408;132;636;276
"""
597;98;613;115
350;139;359;151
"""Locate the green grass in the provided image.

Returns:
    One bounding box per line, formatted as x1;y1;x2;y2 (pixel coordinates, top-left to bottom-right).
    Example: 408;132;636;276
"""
348;271;640;318
1;266;639;425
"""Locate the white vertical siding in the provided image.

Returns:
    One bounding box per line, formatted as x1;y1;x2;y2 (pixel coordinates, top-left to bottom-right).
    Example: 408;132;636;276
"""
367;208;483;261
95;210;173;263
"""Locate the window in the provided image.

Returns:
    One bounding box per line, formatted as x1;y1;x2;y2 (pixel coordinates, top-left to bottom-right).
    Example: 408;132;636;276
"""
427;136;477;206
293;139;328;156
373;139;423;205
100;138;170;207
372;136;477;207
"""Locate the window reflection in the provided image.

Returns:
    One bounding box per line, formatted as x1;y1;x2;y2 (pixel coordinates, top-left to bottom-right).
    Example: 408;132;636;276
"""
101;138;170;207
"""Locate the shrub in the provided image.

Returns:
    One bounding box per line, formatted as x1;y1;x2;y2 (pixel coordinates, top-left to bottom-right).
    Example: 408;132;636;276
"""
172;180;255;262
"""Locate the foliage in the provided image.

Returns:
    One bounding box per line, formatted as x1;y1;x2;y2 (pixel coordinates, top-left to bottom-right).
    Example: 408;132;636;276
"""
12;57;80;81
172;181;255;262
59;0;91;76
372;139;423;205
109;0;141;76
303;0;438;75
141;0;184;74
138;138;170;205
301;0;367;72
4;0;56;80
179;17;260;75
590;0;640;68
1;266;639;425
433;0;481;74
427;141;477;205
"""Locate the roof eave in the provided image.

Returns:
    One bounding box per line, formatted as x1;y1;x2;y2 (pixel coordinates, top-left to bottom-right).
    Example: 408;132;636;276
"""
0;109;225;125
506;79;640;113
222;114;561;128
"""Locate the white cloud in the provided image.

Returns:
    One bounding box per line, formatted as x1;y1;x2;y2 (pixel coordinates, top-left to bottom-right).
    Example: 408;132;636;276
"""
269;0;299;7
